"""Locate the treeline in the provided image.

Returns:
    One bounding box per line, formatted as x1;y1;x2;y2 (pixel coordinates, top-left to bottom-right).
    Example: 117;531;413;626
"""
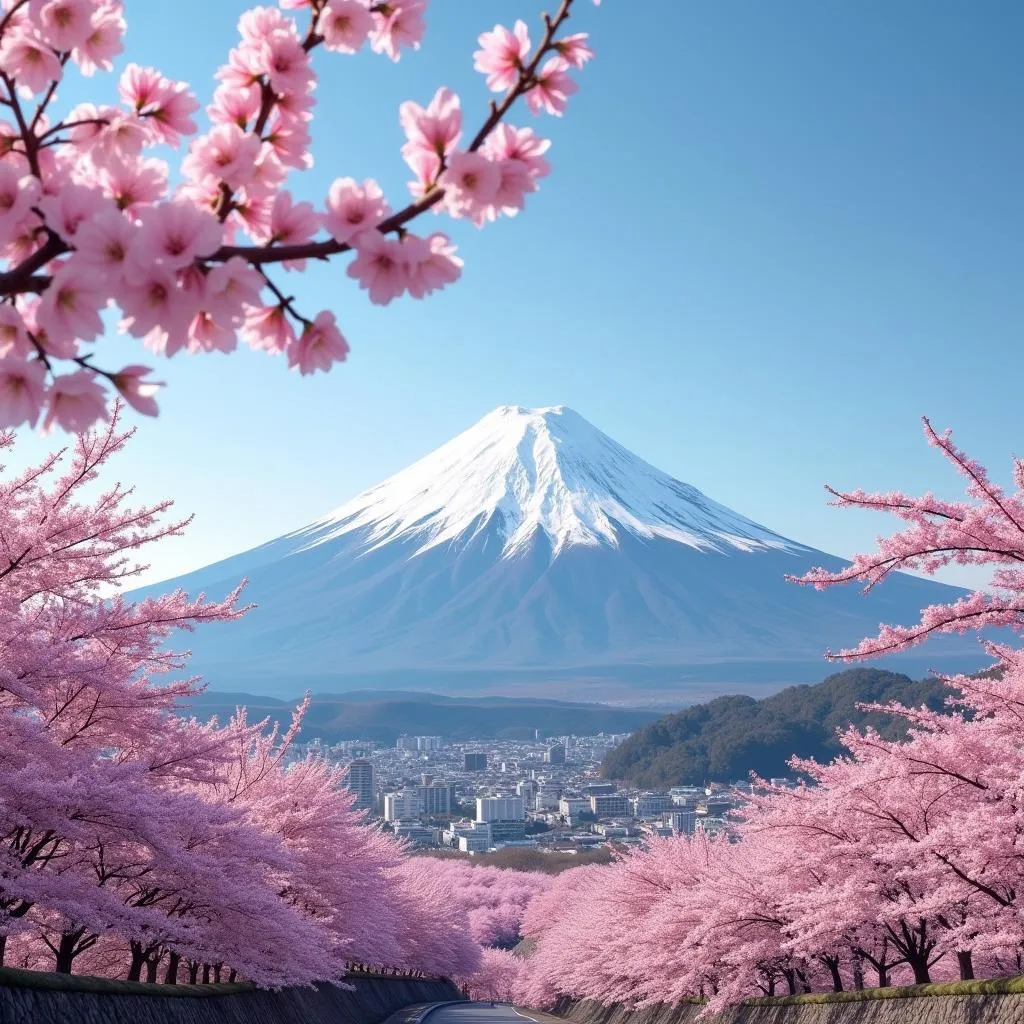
602;668;950;786
185;691;661;744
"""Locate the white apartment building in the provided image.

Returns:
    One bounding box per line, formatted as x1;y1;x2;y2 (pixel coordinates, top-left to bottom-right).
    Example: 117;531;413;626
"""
476;796;525;822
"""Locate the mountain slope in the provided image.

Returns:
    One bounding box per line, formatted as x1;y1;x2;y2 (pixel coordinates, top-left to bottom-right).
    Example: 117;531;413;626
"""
137;405;986;697
600;668;953;786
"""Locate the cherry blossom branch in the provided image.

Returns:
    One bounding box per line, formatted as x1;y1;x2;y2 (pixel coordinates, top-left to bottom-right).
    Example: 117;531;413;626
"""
209;0;577;269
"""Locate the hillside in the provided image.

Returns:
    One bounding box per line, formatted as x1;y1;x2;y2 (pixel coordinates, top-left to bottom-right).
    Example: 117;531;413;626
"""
181;690;663;744
600;669;952;786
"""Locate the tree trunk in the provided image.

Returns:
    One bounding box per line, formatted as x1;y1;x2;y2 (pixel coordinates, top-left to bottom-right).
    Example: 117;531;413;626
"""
202;964;211;984
55;933;78;975
187;961;200;984
852;956;865;991
825;960;844;992
127;942;146;982
909;957;931;985
213;964;222;983
876;964;889;988
782;969;797;995
958;950;975;980
145;955;159;984
228;968;237;983
164;952;180;985
0;934;6;968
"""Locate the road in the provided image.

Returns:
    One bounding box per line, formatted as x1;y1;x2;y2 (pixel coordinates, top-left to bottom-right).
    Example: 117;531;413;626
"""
426;1005;549;1024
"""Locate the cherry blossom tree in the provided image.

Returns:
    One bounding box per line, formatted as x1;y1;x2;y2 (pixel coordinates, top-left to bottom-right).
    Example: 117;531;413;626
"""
0;409;505;985
507;424;1024;1011
0;0;600;432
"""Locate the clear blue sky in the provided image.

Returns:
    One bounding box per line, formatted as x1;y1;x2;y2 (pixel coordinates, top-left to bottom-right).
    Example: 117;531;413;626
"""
12;1;1024;589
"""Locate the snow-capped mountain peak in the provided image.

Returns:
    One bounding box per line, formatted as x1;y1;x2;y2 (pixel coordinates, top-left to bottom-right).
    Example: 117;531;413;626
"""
293;405;797;559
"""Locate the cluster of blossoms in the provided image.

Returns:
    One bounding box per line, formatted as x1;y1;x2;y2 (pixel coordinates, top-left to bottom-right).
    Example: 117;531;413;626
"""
0;0;598;433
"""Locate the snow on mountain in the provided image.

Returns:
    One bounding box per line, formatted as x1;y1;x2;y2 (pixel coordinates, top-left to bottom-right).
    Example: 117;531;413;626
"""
138;406;987;699
291;405;795;559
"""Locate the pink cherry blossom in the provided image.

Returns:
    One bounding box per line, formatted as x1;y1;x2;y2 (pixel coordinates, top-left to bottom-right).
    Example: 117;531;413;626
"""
0;31;63;95
36;263;106;345
0;163;41;237
202;257;264;321
209;82;261;129
399;87;462;179
287;310;349;374
346;229;408;305
71;6;125;76
259;31;314;97
242;304;295;354
405;232;462;298
0;305;31;358
37;184;109;242
482;123;552;178
320;0;374;54
238;6;293;45
370;0;426;62
182;123;262;190
0;357;46;427
97;156;168;212
130;201;222;275
38;0;96;53
554;32;594;68
118;267;190;348
440;150;501;220
474;21;530;93
42;370;109;434
109;364;163;416
323;177;390;245
120;64;199;145
74;208;138;281
526;56;578;116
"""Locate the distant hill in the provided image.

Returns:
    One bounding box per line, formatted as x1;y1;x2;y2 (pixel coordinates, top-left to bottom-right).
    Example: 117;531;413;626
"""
600;668;953;787
179;690;664;744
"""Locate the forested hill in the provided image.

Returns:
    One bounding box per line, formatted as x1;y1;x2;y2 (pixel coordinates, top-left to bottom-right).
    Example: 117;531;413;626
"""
601;669;952;786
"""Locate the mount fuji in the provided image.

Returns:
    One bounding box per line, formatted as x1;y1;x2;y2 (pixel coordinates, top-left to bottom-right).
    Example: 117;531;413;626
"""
142;406;985;700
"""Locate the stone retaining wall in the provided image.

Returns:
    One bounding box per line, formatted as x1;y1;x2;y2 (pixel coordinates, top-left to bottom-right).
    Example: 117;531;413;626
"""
0;967;462;1024
548;986;1024;1024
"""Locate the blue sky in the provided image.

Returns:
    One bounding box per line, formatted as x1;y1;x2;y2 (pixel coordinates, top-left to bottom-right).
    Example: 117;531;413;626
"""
11;0;1024;589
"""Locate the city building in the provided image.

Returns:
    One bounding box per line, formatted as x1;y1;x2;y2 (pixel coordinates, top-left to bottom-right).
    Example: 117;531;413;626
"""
535;784;561;811
464;752;488;771
517;779;539;802
559;796;587;817
476;796;525;822
633;793;674;817
458;825;492;853
416;783;455;816
581;783;616;798
345;759;375;811
383;790;420;822
670;786;703;806
490;820;528;844
393;822;438;847
590;794;630;817
666;810;697;835
594;823;629;837
544;744;566;764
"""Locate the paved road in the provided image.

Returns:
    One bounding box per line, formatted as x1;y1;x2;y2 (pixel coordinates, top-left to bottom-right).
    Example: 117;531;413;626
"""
427;1004;547;1024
